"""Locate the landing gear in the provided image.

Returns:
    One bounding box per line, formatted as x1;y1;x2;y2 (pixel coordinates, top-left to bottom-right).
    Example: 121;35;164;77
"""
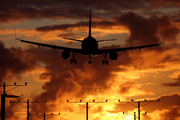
88;55;92;64
70;52;77;64
102;60;108;65
102;53;108;65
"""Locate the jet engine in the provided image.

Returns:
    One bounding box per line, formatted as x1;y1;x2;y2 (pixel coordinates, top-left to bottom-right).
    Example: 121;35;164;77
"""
62;51;70;59
109;52;118;61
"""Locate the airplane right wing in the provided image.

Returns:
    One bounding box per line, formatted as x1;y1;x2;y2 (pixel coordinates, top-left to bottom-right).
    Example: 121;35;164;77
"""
97;42;164;54
97;34;165;54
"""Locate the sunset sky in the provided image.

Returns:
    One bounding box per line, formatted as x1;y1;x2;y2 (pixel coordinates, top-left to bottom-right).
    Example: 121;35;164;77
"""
0;0;180;120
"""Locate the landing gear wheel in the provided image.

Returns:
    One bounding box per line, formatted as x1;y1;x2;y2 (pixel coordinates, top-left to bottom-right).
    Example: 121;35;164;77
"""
102;60;108;65
88;61;91;64
88;55;91;64
70;59;76;64
102;60;105;65
71;59;73;64
70;52;77;64
106;60;108;65
102;53;108;65
74;59;76;64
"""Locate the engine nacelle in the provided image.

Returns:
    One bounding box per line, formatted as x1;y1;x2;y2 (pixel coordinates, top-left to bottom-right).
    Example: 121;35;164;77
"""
62;51;70;59
109;52;118;61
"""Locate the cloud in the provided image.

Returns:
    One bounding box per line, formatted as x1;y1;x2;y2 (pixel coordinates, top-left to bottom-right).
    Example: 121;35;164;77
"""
35;21;117;32
115;12;179;46
162;75;180;86
0;41;36;84
118;81;154;96
108;93;180;117
160;106;180;120
1;0;179;23
0;0;150;23
152;0;180;6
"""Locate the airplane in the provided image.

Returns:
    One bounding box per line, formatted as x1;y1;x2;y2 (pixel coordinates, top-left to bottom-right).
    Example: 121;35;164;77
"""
15;10;164;65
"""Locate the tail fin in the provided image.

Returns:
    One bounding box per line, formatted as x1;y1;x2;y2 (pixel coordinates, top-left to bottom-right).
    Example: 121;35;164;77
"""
89;10;91;37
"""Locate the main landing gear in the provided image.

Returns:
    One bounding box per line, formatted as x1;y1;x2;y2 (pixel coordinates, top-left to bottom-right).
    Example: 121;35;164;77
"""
71;52;77;64
88;55;91;64
102;53;108;65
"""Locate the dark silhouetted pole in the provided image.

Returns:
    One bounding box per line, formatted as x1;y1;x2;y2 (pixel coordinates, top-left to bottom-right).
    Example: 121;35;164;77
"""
86;102;88;120
0;82;26;120
1;94;5;120
27;100;29;120
138;102;140;120
134;112;136;120
67;99;108;120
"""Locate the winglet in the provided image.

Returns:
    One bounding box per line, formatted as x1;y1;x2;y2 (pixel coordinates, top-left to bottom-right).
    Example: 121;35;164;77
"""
160;33;166;45
15;30;22;41
15;29;17;39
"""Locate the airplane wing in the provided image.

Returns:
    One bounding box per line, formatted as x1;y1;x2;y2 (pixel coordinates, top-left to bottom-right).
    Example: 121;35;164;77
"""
16;37;82;53
97;42;164;54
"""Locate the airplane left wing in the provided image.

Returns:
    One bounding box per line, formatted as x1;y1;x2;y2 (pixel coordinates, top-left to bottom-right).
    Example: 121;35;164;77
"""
16;37;82;53
97;42;164;54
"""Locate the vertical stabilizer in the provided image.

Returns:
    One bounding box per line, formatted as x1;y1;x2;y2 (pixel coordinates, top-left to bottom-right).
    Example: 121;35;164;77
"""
89;10;91;37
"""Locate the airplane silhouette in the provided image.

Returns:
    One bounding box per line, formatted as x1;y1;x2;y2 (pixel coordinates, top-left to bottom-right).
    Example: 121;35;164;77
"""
15;10;164;65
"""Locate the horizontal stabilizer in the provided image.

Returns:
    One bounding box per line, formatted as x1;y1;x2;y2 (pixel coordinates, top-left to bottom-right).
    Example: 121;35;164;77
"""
97;39;117;42
63;37;82;42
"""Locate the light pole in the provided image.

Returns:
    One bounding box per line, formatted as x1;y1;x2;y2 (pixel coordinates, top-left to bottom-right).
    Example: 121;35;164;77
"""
118;99;159;120
67;99;108;120
0;82;27;120
10;99;46;120
123;111;147;120
29;112;60;120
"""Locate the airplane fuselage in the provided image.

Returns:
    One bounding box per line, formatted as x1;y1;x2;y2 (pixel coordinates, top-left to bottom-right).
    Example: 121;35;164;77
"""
82;36;98;55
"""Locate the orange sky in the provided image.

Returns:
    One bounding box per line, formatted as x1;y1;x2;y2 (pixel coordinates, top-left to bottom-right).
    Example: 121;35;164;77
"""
0;0;180;120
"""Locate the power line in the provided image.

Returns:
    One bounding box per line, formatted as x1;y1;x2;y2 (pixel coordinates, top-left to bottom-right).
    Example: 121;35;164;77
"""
10;99;47;120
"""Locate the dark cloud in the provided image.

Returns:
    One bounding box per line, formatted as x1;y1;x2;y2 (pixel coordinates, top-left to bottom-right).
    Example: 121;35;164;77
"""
0;0;143;22
0;41;35;84
115;12;179;46
36;21;116;31
152;0;180;6
160;106;180;120
162;75;180;86
1;0;178;23
170;12;180;22
118;81;136;94
0;41;38;120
